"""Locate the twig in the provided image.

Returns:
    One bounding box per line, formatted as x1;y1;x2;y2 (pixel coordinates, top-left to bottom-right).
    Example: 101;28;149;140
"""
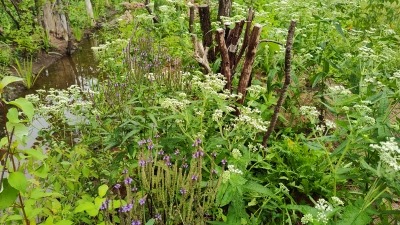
259;39;284;46
215;28;231;90
262;20;296;147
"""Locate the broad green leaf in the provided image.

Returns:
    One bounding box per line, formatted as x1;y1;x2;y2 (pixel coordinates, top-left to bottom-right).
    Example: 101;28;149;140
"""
98;184;108;198
0;179;19;209
6;214;23;221
55;220;73;225
74;201;95;213
145;218;155;225
8;171;28;192
243;181;275;198
6;108;20;123
8;98;34;121
6;122;29;140
0;76;23;91
33;163;50;178
24;148;47;160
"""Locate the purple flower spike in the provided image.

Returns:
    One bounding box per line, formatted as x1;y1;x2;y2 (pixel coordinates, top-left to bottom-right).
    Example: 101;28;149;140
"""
114;183;121;189
211;152;217;158
120;203;133;212
221;159;227;165
100;199;110;210
155;213;162;221
131;220;141;225
192;138;202;147
138;139;146;146
192;150;204;158
132;186;138;192
191;175;198;181
124;177;133;185
180;188;187;195
182;163;188;169
174;149;180;155
147;143;154;150
158;150;164;155
139;197;146;206
139;159;146;167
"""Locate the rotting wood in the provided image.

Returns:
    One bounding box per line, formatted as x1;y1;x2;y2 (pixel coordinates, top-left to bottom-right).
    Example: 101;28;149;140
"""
262;20;297;147
198;5;215;62
216;28;231;90
237;24;262;105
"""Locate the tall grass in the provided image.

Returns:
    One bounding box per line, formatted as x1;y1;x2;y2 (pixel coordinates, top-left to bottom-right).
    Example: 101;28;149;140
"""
12;58;44;89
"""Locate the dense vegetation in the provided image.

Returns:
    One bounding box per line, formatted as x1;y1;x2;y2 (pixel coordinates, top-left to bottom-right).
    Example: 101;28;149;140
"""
1;0;400;224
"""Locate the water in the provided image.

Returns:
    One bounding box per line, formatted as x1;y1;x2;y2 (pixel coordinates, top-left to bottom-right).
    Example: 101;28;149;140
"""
0;37;100;146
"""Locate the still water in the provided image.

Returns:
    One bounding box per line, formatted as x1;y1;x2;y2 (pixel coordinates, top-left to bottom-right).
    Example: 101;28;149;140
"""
1;37;101;146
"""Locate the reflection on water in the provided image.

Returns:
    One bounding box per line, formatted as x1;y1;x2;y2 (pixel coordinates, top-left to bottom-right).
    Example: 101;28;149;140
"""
0;37;100;146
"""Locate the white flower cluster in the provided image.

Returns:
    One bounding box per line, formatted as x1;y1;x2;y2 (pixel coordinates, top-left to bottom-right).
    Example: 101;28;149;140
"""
160;97;190;111
248;143;268;152
212;109;223;122
370;137;400;171
390;70;400;80
193;73;226;93
301;198;343;224
300;106;320;123
91;39;128;55
247;85;267;97
221;164;243;183
328;85;352;95
231;148;242;159
234;107;270;132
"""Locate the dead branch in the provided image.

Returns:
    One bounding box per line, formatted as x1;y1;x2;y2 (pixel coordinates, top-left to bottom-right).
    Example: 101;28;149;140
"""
192;35;211;74
198;5;215;62
234;8;255;73
262;20;297;147
216;28;231;90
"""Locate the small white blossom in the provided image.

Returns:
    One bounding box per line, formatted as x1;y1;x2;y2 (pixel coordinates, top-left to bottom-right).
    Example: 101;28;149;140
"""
232;148;242;159
370;137;400;171
331;196;344;206
301;214;313;224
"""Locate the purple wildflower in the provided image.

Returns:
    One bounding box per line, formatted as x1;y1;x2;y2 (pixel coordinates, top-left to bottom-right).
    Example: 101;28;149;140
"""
122;169;128;174
138;139;146;146
192;138;202;147
139;159;146;167
139;197;146;206
154;133;160;138
174;149;180;155
192;150;204;158
124;177;133;185
191;175;198;181
147;143;154;150
155;213;162;221
114;183;121;189
180;188;187;195
100;199;110;210
221;159;227;165
120;203;133;213
211;152;217;158
132;186;138;192
131;220;141;225
182;163;188;169
158;150;164;155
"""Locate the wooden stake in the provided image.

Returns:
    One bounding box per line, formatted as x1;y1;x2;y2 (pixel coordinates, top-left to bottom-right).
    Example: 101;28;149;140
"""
262;20;297;147
198;5;215;62
237;24;262;104
216;28;231;90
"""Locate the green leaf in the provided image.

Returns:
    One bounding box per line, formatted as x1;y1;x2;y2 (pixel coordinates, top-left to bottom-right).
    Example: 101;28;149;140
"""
6;214;23;221
337;205;371;225
0;179;19;209
55;220;73;225
6;122;29;140
24;148;47;160
74;201;95;213
8;171;28;192
145;218;155;225
0;76;23;91
6;108;20;123
8;98;34;121
243;181;275;198
33;163;50;178
98;184;108;198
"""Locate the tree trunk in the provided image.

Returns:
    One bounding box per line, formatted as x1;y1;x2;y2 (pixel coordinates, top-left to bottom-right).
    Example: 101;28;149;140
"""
198;5;215;62
85;0;95;27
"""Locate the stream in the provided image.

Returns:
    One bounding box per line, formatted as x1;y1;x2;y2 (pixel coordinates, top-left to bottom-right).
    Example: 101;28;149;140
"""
1;37;101;146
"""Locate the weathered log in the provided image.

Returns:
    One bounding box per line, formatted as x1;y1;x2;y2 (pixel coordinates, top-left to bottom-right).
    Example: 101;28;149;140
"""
237;24;262;105
262;20;297;147
198;5;215;62
216;28;231;90
192;35;211;74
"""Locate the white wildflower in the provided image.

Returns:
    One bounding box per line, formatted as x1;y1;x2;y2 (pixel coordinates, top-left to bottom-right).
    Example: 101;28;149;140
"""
212;109;223;122
227;165;243;174
331;196;344;206
231;148;242;159
325;120;336;130
300;106;320;122
301;214;314;224
370;137;400;171
328;85;352;95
